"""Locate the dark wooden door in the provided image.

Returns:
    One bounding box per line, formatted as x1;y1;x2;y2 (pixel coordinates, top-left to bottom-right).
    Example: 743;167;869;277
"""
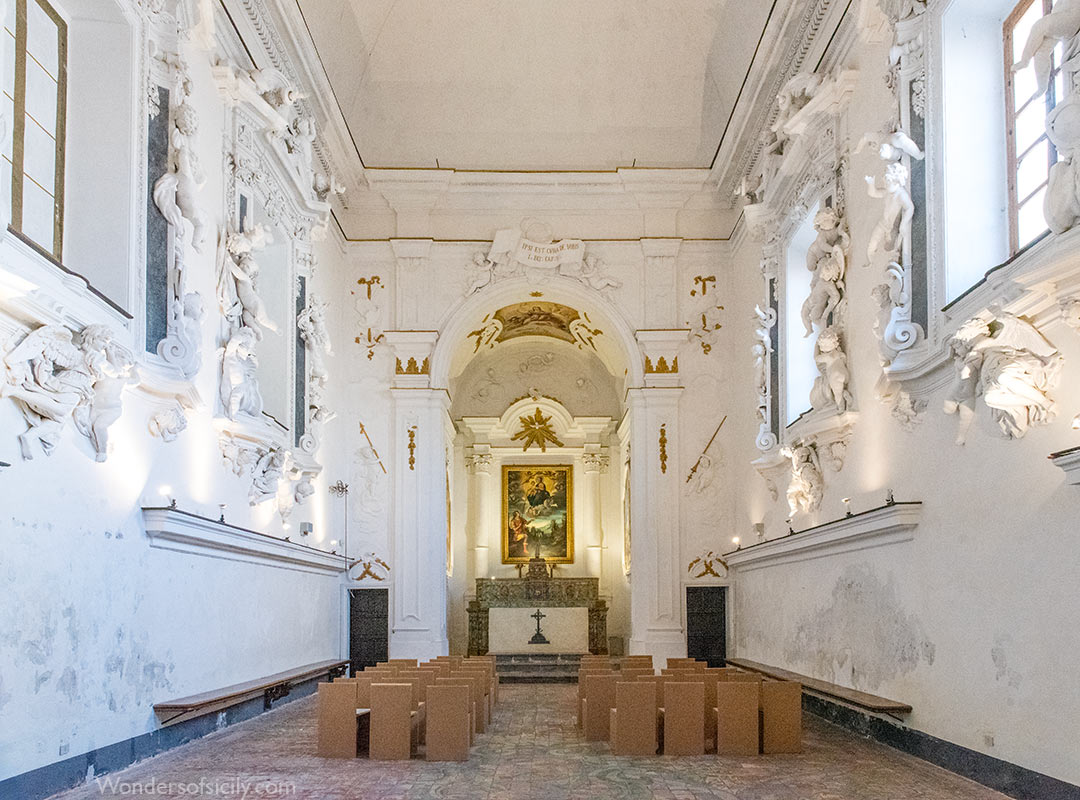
349;588;388;673
686;586;726;667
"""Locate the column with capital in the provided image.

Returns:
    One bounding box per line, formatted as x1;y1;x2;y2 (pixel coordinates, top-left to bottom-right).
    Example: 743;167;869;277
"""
627;329;690;668
465;447;494;586
581;445;609;590
384;330;450;660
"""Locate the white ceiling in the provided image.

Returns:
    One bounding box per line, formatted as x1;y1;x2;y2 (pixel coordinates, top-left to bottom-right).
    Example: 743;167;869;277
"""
296;0;776;171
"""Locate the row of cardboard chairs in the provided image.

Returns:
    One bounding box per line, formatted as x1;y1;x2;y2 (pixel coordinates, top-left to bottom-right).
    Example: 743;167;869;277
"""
317;656;498;762
577;655;802;756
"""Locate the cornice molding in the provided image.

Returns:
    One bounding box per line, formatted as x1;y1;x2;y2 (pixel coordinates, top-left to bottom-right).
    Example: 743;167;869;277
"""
726;502;923;572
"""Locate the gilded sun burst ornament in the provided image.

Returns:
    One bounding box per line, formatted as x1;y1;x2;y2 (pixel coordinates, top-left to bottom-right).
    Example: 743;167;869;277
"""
512;408;564;452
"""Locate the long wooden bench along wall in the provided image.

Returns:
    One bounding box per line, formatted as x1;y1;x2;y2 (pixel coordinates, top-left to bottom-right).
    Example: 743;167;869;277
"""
154;659;349;726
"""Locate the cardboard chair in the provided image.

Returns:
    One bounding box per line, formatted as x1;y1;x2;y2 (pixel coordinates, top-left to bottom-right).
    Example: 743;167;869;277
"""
369;683;416;760
610;681;658;756
715;680;761;756
425;684;471;762
316;681;360;759
577;667;612;726
583;673;618;741
761;681;802;754
663;682;705;756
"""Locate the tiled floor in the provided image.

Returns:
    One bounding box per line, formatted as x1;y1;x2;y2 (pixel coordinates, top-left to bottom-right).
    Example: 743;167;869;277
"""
52;684;1007;800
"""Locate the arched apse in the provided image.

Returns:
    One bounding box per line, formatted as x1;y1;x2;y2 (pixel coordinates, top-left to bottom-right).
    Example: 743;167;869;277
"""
429;276;644;398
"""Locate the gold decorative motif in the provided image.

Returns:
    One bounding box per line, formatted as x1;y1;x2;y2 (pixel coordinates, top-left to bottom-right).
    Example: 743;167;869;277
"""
354;277;385;361
691;275;716;297
687;551;728;579
530;291;544;297
357;276;382;299
512;408;564;452
659;424;668;474
352;554;390;582
644;356;679;374
358;420;387;474
407;426;417;470
396;357;430;375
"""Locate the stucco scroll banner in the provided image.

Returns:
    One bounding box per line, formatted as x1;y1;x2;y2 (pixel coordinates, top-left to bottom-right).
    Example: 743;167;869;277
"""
489;228;585;269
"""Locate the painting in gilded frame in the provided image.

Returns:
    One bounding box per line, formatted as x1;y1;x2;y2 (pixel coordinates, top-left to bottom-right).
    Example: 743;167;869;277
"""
501;465;573;564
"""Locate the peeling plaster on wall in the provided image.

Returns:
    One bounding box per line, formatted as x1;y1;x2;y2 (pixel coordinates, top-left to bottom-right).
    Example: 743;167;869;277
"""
784;564;935;693
991;634;1023;690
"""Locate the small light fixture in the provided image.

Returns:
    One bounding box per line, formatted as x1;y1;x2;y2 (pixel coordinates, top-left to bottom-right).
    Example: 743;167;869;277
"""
218;503;227;523
159;485;176;509
885;488;895;506
300;522;313;537
282;521;291;531
731;536;741;550
842;497;852;517
1072;414;1080;430
786;518;795;535
752;522;765;542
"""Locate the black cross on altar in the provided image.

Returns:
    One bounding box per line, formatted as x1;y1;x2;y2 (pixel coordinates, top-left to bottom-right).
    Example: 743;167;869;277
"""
529;608;549;645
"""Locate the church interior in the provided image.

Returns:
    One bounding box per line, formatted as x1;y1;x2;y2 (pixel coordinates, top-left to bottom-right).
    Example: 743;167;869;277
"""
2;1;1080;798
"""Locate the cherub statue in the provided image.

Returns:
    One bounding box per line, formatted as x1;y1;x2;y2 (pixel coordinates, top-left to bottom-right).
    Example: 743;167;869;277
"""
72;325;137;462
865;162;914;264
805;208;850;275
465;251;494;295
943;317;989;445
284;115;317;187
312;171;345;203
1043;100;1080;234
580;255;621;293
771;72;824;149
782;442;823;516
250;447;287;505
801;253;843;336
152;100;207;252
246;67;304;111
220;327;263;420
297;296;332;357
1013;0;1080;93
221;223;277;338
856;126;925;164
810;327;853;413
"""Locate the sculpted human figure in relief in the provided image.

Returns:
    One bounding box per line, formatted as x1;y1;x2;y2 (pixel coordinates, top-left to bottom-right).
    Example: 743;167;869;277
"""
220;223;277;338
72;325;138;462
2;326;92;459
782;442;823;516
945;314;1064;444
810;327;853;414
152;100;207;253
220;327;263;421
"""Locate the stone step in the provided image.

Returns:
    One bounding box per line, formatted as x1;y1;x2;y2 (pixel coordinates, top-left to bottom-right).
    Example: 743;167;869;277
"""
494;653;593;683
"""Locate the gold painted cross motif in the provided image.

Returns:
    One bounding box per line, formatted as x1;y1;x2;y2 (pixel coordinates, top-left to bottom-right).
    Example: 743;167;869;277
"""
512;408;564;452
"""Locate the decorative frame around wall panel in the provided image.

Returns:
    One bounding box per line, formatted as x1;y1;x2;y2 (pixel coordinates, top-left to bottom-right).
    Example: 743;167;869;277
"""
211;45;334;519
743;66;859;517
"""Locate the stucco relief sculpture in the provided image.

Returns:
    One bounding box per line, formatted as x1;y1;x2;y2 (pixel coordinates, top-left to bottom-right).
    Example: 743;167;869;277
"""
151;49;206;379
810;327;854;414
2;324;135;461
944;314;1064;444
801;209;849;338
769;73;824;156
298;294;334;454
465;251;495;296
218;222;277;339
242;67;304;114
148;403;188;443
1043;98;1080;235
249;446;288;505
781;441;824;516
72;326;139;462
153;79;208;253
1013;0;1080;95
283;115;318;196
573;255;621;294
752;303;778;452
219;327;262;420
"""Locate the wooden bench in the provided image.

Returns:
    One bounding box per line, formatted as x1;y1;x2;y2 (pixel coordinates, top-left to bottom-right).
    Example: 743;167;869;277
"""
726;659;912;717
154;659;349;725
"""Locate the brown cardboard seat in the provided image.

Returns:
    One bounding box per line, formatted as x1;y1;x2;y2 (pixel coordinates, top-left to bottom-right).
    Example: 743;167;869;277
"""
715;680;760;756
761;681;802;753
577;667;612;726
317;681;361;759
616;667;654;680
369;683;415;760
583;673;618;741
663;682;705;755
425;684;471;761
610;681;658;756
435;678;476;745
